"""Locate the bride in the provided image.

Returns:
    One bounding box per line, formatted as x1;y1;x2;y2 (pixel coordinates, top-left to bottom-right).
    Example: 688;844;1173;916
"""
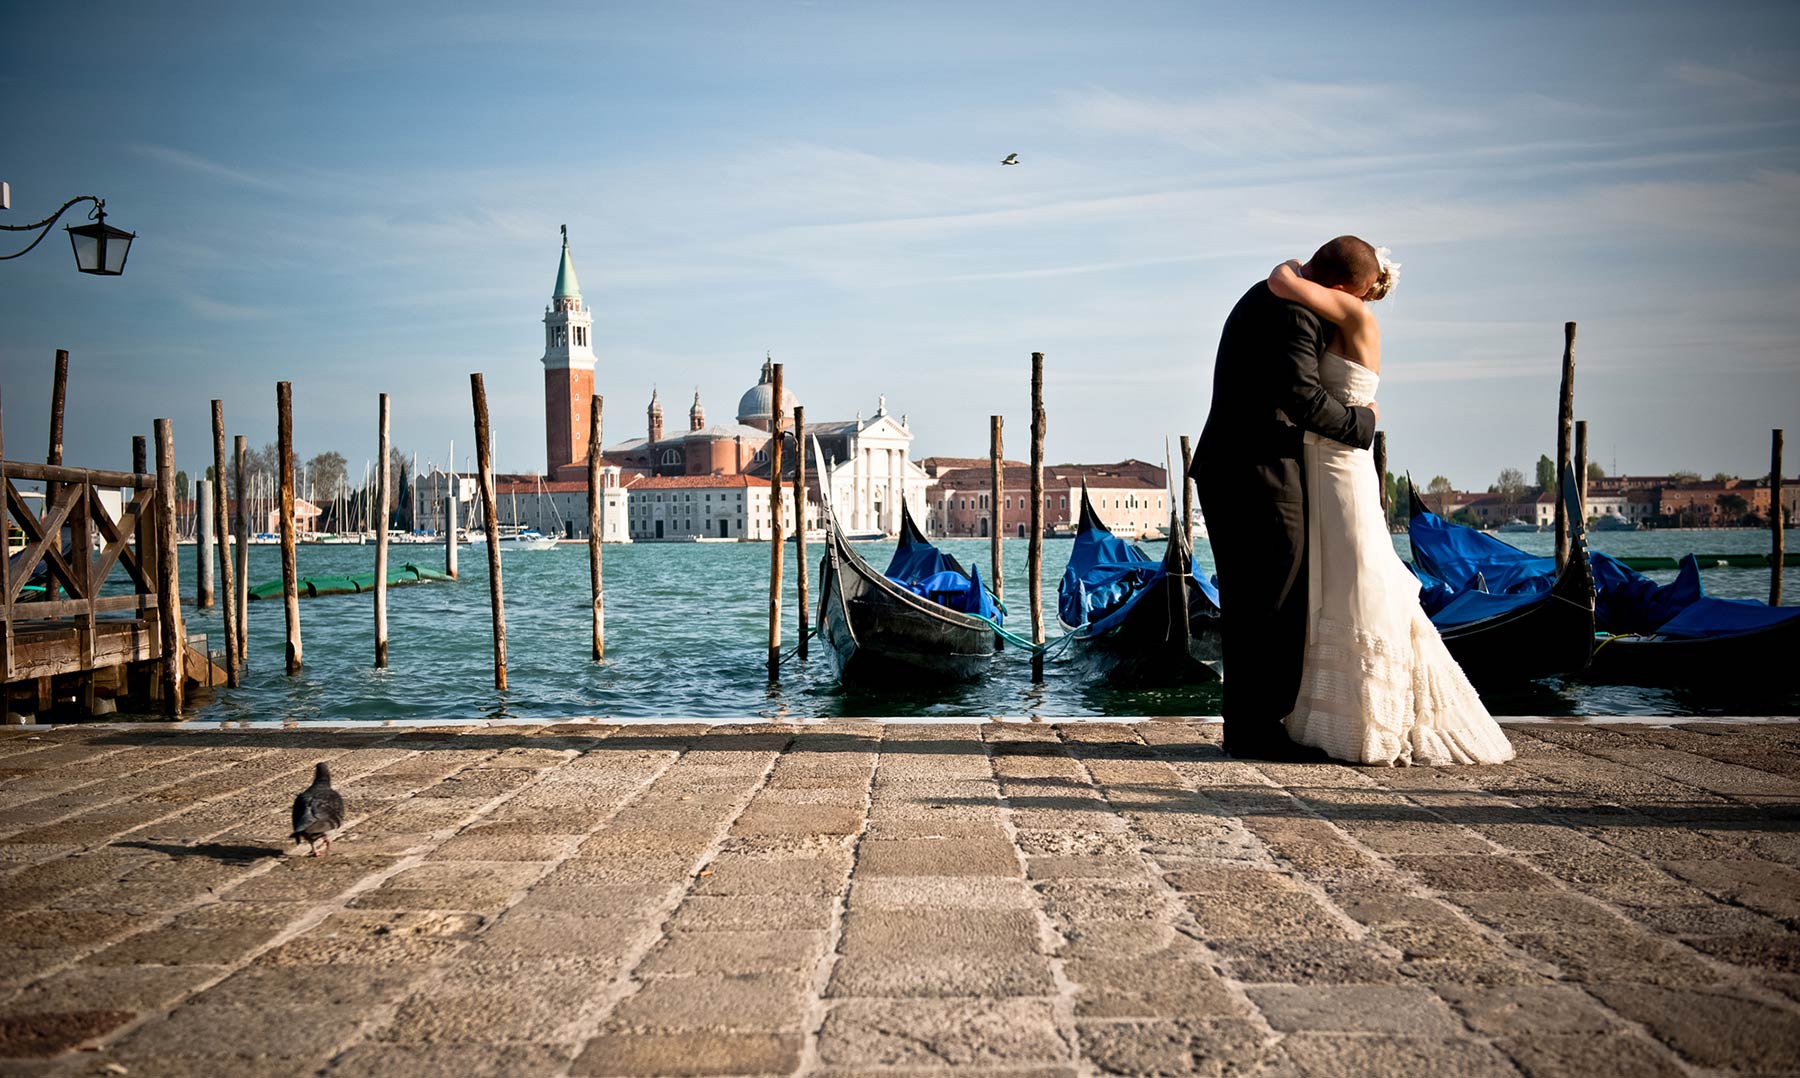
1266;254;1513;766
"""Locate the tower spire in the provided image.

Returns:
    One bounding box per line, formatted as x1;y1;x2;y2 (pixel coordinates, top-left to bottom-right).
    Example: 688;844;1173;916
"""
553;225;581;301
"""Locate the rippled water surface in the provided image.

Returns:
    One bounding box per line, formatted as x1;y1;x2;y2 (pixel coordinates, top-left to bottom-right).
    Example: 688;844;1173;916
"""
180;529;1799;723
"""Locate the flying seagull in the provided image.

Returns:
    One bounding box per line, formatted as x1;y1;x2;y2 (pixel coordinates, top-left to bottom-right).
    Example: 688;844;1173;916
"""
1001;153;1019;165
291;762;345;857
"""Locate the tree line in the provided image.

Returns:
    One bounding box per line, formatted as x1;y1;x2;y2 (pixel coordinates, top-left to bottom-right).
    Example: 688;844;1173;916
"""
173;446;419;533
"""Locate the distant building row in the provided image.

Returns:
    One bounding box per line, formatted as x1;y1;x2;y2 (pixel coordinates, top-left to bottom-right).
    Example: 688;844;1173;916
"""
1419;473;1800;529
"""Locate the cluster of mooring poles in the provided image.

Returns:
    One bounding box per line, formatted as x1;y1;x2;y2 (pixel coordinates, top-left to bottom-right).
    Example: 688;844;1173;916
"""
10;328;1787;719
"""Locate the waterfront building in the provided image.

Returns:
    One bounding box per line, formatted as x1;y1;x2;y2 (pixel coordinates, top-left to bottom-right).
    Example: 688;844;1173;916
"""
624;475;799;542
806;396;934;537
925;460;1172;538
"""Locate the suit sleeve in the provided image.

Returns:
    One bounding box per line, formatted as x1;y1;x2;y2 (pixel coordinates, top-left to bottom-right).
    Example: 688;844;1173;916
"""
1277;305;1375;449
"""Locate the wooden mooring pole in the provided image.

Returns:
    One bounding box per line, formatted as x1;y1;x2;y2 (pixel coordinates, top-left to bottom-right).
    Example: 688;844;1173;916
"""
1373;431;1389;519
1773;428;1786;608
153;418;185;715
45;349;68;602
444;494;459;579
233;435;248;662
196;479;215;608
793;404;809;661
471;374;507;690
991;415;1005;597
374;393;391;668
1574;419;1590;521
1554;322;1577;571
991;414;1006;653
1;388;9;685
277;381;302;674
1179;434;1194;545
211;402;239;687
133;435;150;599
588;394;605;662
766;363;786;683
1029;352;1046;683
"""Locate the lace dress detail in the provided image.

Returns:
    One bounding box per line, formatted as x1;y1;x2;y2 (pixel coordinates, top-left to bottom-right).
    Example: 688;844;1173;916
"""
1283;354;1514;766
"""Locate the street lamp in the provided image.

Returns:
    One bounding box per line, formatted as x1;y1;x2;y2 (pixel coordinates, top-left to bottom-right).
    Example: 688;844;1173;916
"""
1;191;136;276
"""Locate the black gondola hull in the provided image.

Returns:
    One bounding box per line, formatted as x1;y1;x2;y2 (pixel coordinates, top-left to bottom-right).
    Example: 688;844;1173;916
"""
1070;575;1223;686
1583;617;1800;686
816;542;995;686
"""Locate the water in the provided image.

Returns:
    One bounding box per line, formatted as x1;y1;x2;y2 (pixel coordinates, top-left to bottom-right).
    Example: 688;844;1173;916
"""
179;529;1799;723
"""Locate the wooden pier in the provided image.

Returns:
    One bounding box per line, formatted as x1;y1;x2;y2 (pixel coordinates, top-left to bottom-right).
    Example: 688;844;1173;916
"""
3;457;221;719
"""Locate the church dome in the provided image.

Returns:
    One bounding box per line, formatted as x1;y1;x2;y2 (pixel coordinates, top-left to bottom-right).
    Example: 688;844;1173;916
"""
736;356;797;427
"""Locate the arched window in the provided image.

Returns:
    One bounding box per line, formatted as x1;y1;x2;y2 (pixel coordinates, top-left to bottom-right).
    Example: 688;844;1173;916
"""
661;449;682;466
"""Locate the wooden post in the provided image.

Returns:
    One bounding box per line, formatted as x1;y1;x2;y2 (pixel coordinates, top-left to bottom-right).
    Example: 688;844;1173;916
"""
1179;434;1194;545
374;393;391;668
195;479;215;608
444;494;459;578
1029;352;1046;682
991;415;1005;597
471;373;506;690
1554;322;1576;570
45;349;68;602
588;394;605;661
211;403;239;687
232;434;248;662
153;418;185;715
277;381;302;674
1574;419;1589;522
1373;431;1389;520
766;363;785;683
0;388;10;685
133;434;150;595
1773;429;1785;607
793;404;809;661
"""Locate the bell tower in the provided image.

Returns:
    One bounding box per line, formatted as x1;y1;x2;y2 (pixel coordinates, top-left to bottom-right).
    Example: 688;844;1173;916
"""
542;225;597;481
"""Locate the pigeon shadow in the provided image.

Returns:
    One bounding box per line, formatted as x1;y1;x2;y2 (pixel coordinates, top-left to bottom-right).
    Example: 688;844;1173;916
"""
114;840;284;863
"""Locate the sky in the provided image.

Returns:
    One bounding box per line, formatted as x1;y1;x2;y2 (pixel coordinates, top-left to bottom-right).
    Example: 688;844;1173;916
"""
2;1;1797;490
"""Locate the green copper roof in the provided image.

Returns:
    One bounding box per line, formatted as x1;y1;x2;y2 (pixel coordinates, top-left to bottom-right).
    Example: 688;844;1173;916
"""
553;230;581;299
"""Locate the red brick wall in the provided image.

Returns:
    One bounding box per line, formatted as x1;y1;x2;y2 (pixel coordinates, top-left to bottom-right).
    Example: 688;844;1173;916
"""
544;367;595;482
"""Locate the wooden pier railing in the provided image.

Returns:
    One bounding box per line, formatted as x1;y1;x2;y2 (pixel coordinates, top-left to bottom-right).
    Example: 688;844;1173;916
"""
2;457;192;715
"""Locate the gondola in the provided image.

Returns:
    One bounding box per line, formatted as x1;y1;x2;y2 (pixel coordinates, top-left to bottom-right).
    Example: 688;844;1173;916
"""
1058;485;1222;685
1406;467;1595;686
812;438;998;685
1408;485;1800;687
1583;563;1800;685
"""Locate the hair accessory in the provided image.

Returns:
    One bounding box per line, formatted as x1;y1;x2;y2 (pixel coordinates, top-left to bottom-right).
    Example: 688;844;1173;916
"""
1374;246;1401;291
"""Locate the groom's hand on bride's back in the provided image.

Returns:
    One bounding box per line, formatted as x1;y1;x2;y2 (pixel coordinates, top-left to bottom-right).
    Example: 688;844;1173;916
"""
1366;401;1378;426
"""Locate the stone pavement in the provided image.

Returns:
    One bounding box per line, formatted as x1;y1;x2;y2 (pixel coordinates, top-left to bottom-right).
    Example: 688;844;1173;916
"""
1;720;1798;1077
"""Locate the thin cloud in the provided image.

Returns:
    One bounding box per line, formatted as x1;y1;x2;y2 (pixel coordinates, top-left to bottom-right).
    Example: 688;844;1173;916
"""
132;145;294;195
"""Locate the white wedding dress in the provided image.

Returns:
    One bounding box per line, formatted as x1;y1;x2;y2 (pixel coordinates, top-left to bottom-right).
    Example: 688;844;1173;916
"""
1283;353;1515;766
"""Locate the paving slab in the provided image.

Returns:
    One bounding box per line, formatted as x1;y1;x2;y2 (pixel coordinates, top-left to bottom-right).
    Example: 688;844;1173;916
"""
0;719;1795;1076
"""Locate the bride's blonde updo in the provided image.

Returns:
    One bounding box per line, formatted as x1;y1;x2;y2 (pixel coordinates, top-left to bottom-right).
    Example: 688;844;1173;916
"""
1364;246;1401;302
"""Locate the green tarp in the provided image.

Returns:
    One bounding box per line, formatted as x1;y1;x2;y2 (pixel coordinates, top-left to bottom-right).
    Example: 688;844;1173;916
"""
247;563;454;601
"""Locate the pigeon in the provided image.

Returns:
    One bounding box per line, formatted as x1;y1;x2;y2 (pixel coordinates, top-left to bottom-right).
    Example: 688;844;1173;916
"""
1000;153;1019;165
291;762;345;857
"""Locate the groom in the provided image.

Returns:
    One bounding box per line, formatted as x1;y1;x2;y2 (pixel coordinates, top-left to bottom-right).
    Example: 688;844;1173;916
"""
1191;236;1381;760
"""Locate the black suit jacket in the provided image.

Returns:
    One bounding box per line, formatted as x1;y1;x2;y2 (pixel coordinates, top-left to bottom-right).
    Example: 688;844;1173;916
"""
1192;281;1374;489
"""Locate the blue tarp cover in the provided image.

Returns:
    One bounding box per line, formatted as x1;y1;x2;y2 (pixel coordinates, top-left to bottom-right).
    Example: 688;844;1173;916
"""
1409;506;1800;640
883;518;1001;622
1058;503;1220;636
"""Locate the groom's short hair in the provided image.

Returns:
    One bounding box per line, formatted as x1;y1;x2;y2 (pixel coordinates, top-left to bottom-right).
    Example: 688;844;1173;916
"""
1308;236;1379;291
